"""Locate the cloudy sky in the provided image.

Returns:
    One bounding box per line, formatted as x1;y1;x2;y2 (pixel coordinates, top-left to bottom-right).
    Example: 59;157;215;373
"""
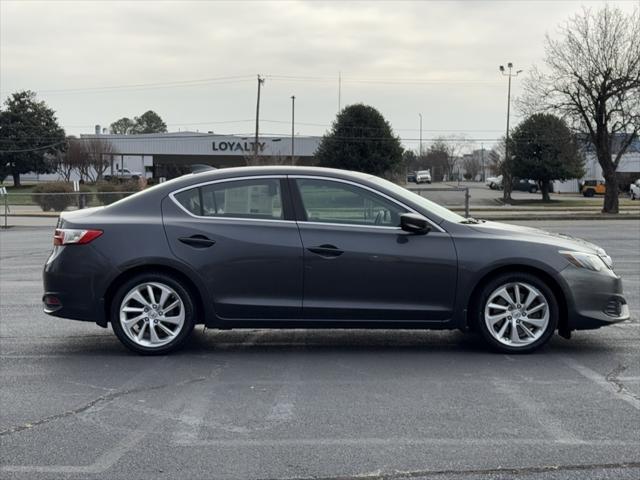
1;0;637;151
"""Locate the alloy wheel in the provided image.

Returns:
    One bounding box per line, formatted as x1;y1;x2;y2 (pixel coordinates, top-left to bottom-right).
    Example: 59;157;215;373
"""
484;282;549;348
119;282;185;348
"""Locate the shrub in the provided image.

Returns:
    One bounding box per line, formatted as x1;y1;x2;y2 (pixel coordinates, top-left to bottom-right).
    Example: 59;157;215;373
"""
31;182;73;211
96;180;141;205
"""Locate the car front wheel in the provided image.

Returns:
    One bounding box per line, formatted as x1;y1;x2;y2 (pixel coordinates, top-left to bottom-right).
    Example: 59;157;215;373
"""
476;273;558;353
111;273;196;354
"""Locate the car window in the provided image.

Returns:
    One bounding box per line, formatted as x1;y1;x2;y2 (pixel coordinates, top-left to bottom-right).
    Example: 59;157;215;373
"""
174;178;283;220
296;178;405;226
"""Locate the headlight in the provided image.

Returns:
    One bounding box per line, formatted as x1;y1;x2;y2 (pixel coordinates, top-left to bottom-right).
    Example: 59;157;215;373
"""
560;251;609;272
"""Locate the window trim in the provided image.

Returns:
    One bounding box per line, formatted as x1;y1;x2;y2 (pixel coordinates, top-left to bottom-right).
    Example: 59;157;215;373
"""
289;175;445;233
168;175;294;224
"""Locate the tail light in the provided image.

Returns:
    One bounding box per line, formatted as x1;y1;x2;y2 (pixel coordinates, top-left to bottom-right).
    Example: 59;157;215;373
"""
53;228;103;246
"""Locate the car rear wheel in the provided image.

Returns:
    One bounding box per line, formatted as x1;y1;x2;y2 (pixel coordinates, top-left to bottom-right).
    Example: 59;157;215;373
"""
111;273;196;354
475;273;558;353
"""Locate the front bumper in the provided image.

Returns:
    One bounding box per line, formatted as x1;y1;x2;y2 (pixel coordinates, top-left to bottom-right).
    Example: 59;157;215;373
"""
560;266;630;330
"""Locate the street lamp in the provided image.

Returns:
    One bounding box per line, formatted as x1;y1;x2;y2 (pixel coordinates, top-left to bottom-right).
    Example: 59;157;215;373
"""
291;95;295;163
499;63;522;186
418;113;423;158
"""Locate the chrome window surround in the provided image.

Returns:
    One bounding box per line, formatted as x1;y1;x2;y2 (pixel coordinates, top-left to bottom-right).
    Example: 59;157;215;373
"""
168;174;446;233
169;175;293;224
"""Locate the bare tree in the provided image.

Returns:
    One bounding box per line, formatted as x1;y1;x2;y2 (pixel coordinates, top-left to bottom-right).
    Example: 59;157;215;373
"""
462;155;481;180
519;5;640;213
80;138;117;182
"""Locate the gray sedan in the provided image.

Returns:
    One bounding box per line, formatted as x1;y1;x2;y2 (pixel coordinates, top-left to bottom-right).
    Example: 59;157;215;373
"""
43;166;629;354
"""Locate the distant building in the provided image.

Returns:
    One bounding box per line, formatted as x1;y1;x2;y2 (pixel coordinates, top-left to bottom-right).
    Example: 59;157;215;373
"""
81;131;322;179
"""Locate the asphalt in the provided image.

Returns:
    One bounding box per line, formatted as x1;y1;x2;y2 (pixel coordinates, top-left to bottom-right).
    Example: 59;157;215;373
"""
0;219;639;480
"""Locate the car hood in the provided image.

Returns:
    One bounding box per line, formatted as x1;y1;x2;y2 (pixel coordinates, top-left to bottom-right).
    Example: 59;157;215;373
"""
468;220;606;255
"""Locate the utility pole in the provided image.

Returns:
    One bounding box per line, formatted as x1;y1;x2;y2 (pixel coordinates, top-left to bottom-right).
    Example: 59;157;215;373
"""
338;71;342;112
499;62;522;199
418;113;423;158
254;75;265;159
291;95;295;164
481;143;485;182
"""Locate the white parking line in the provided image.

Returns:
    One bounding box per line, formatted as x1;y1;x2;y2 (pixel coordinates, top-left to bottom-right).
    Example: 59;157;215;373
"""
175;437;640;447
561;356;640;411
1;399;184;475
493;379;582;444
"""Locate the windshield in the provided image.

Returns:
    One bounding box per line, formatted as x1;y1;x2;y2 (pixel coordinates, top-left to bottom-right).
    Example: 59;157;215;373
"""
366;176;465;223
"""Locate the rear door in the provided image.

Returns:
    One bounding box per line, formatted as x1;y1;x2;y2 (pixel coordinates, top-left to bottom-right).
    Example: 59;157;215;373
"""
290;176;458;322
162;176;303;320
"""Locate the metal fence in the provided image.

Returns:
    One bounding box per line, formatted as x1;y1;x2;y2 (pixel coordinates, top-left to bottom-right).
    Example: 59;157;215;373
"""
407;186;471;218
1;191;139;228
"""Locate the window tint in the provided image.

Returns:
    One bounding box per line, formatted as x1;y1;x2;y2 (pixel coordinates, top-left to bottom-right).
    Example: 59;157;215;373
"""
175;178;284;220
174;188;201;215
296;178;405;226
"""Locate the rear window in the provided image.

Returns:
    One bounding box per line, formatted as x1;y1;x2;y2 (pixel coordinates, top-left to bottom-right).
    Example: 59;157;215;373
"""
173;178;283;220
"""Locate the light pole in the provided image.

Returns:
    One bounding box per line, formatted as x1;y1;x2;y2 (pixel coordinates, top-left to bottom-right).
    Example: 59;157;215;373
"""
499;62;522;198
418;113;423;158
254;75;265;159
291;95;295;163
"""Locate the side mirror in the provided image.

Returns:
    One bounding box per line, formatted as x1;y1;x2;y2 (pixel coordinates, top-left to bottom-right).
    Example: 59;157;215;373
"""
400;213;431;234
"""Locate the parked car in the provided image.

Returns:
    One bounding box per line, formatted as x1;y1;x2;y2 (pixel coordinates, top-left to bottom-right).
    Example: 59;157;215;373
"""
581;180;606;197
406;172;417;183
513;179;539;193
629;179;640;200
485;176;539;193
104;168;142;182
43;166;629;355
415;170;431;184
486;175;502;190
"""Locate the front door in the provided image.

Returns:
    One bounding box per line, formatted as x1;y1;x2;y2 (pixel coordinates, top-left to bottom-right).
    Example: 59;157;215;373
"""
162;176;303;320
291;177;457;321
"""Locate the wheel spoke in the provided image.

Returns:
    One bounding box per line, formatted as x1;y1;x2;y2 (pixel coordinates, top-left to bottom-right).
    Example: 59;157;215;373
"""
488;303;509;311
496;320;509;339
523;289;538;309
123;313;146;327
149;323;160;344
157;322;175;337
164;300;180;314
130;290;151;308
158;287;170;309
510;322;520;343
526;303;546;316
146;285;156;305
136;322;147;341
520;323;536;338
122;306;144;313
522;317;546;328
487;311;510;326
514;284;521;305
495;288;516;307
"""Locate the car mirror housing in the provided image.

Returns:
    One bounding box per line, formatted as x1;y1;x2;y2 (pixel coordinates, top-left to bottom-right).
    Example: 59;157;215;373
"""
400;213;431;234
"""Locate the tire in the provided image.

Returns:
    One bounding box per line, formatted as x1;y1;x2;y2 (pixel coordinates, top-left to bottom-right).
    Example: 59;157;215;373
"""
529;186;538;193
583;189;595;197
111;273;196;355
474;272;558;354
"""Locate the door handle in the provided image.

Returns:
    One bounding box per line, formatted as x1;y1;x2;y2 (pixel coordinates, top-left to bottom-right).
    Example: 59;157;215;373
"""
178;235;216;248
307;244;344;257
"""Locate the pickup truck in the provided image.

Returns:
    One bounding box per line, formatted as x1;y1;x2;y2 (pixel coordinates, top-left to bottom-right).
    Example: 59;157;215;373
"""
630;179;640;200
104;168;142;182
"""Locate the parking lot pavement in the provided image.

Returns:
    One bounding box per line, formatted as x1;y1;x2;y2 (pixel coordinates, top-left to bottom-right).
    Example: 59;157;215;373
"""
1;220;639;480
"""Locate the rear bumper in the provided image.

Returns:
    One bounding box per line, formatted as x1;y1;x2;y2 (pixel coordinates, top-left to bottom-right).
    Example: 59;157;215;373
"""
560;266;630;330
42;245;114;326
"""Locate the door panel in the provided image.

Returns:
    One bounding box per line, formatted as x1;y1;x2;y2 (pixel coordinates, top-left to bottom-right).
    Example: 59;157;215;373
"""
298;223;457;320
292;177;457;321
161;178;303;320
